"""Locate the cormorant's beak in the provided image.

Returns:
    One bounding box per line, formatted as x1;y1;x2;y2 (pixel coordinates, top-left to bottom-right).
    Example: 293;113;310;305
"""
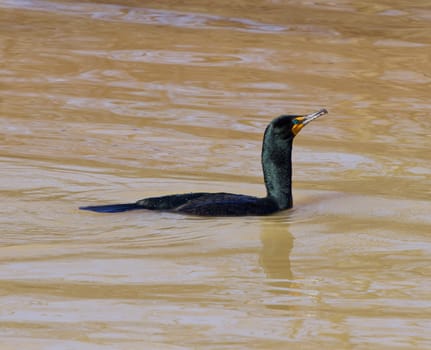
292;108;328;136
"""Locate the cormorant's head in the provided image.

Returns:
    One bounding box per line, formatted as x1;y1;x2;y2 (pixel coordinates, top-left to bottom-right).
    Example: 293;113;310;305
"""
268;109;328;142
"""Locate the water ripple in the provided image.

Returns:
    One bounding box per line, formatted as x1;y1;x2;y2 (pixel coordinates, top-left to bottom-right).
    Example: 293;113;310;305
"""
1;0;335;35
72;48;273;68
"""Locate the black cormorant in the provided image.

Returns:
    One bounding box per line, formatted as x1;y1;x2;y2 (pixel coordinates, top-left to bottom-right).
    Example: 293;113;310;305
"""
80;109;328;216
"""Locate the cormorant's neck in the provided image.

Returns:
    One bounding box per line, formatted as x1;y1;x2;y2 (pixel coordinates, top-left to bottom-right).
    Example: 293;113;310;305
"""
261;137;293;210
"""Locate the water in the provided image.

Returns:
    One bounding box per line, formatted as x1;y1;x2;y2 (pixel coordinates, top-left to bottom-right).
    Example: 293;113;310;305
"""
1;0;430;348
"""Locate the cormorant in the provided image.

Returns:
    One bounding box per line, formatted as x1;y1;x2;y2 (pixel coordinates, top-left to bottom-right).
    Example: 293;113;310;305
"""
80;109;328;216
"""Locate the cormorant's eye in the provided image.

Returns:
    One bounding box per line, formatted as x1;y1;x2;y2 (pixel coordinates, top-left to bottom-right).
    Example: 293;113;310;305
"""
292;119;299;125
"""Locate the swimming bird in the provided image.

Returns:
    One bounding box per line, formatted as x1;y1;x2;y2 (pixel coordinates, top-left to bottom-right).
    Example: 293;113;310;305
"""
80;108;328;216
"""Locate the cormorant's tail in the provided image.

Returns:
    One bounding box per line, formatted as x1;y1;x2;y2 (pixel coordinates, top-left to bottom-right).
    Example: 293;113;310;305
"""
79;203;141;213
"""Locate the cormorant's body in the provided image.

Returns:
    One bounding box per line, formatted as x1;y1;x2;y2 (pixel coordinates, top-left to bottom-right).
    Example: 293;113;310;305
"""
80;109;327;216
82;193;280;216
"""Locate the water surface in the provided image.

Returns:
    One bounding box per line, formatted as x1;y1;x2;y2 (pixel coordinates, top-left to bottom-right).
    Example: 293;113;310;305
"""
1;0;430;348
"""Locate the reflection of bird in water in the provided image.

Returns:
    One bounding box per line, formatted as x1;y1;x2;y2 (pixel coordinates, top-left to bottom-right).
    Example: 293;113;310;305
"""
260;222;293;282
80;109;328;216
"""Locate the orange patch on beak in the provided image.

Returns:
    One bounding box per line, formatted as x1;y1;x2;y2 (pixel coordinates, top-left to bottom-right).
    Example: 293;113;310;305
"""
292;117;305;136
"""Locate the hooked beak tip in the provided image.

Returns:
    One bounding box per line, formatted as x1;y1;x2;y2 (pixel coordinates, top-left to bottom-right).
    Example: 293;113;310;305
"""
303;108;328;125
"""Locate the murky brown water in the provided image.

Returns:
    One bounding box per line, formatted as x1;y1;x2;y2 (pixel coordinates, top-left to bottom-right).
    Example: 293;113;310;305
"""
1;0;431;348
